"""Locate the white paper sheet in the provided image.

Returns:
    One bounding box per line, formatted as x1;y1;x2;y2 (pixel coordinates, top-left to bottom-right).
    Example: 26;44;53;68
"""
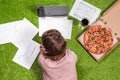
0;18;40;69
39;17;73;39
11;18;40;69
12;40;40;70
11;18;39;48
69;0;101;25
0;20;22;44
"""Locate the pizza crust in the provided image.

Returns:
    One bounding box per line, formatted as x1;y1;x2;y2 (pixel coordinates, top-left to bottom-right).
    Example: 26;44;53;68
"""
84;25;113;54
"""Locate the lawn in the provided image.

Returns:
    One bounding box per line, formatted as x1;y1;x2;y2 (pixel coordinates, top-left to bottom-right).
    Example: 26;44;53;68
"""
0;0;120;80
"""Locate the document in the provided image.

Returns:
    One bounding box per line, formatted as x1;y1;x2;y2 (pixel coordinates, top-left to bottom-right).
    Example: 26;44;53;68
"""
0;18;40;69
11;18;40;69
12;40;40;70
11;18;39;48
0;20;21;44
69;0;101;25
39;17;73;39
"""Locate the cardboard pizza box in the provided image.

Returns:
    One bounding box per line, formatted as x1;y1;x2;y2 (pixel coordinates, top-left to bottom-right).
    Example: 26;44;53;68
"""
78;0;120;62
101;0;120;38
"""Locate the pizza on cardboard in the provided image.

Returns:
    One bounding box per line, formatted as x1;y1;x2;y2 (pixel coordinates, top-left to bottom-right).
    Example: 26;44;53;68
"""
78;0;120;61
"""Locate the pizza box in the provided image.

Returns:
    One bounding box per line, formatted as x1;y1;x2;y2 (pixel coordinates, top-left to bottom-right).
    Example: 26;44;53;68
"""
78;0;120;62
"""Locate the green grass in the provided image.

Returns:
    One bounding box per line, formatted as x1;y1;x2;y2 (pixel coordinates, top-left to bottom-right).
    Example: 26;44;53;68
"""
0;0;120;80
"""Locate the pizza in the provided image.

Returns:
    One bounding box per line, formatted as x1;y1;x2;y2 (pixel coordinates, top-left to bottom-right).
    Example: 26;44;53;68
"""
84;25;113;54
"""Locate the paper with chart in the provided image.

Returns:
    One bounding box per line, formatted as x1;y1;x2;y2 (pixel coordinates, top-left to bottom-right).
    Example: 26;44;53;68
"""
39;17;73;39
69;0;101;25
12;40;40;69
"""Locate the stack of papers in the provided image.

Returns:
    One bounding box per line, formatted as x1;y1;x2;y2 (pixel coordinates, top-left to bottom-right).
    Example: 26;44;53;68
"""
0;18;40;70
69;0;101;25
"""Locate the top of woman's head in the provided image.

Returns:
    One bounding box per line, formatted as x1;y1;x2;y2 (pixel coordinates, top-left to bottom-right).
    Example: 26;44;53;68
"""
42;29;66;57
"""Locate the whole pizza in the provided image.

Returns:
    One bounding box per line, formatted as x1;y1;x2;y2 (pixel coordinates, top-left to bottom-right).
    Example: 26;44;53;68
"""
84;25;113;54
